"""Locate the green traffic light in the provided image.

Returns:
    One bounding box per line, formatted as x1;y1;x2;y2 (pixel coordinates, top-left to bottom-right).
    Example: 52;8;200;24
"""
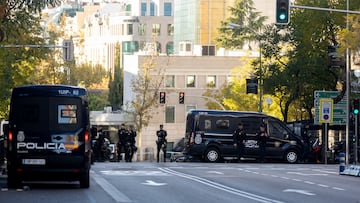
354;109;359;115
279;13;286;20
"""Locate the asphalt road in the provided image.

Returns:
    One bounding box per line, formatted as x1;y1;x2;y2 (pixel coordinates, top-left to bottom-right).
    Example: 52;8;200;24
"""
0;162;359;203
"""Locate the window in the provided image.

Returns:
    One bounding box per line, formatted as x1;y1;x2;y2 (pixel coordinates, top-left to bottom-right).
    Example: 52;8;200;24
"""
202;45;216;56
165;106;175;123
127;24;133;35
269;119;288;139
150;2;155;16
141;3;146;16
166;42;174;55
180;42;191;52
186;75;196;87
164;2;172;16
138;24;146;36
58;105;77;124
186;43;191;51
152;24;160;36
207;75;216;88
165;75;175;88
123;41;139;54
167;24;174;36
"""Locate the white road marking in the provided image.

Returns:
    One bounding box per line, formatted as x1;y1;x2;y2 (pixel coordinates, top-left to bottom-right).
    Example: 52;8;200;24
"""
283;189;316;196
287;172;328;176
92;171;132;203
161;168;284;203
208;171;224;175
100;170;170;176
141;180;167;186
304;181;315;185
332;187;345;191
317;184;329;188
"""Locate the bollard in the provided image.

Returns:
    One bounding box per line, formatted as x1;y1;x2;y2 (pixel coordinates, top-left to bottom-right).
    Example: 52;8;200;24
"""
339;152;345;174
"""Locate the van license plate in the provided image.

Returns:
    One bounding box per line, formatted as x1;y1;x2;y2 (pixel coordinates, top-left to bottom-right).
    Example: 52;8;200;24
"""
22;159;46;165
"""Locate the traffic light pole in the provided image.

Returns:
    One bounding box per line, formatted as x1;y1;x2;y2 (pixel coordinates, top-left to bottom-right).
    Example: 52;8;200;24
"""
355;115;358;164
290;5;360;15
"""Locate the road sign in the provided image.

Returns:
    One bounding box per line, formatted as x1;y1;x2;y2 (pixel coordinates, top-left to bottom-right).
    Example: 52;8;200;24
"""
314;91;347;125
319;99;333;123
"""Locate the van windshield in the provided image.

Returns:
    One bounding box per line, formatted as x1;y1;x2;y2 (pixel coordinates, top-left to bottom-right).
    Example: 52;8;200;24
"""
12;96;82;133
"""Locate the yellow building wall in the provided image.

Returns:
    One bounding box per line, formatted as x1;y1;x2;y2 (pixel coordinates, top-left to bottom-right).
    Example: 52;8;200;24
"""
199;0;235;46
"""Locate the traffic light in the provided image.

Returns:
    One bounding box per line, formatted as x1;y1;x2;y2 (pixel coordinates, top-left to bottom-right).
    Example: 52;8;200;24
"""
179;92;185;104
276;0;290;25
354;98;359;115
159;92;166;104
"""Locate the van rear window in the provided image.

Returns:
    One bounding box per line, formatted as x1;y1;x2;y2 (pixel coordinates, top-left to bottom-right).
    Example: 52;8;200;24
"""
11;97;82;132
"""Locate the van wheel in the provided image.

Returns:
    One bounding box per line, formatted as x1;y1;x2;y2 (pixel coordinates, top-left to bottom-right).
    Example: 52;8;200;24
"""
285;150;298;164
80;170;90;188
204;148;220;162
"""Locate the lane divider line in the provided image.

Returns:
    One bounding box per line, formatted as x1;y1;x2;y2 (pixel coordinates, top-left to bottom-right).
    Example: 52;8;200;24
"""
160;168;284;203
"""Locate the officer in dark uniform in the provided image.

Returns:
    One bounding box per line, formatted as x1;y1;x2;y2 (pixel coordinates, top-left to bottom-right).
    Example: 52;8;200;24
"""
156;124;167;162
118;123;128;162
127;125;137;162
257;123;269;163
301;123;311;162
233;123;246;162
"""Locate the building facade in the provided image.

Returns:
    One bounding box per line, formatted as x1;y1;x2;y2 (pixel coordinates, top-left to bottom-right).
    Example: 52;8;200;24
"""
82;0;174;73
123;54;255;160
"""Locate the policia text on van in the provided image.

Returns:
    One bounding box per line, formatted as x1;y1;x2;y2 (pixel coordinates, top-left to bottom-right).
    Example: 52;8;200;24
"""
183;110;304;163
6;85;91;188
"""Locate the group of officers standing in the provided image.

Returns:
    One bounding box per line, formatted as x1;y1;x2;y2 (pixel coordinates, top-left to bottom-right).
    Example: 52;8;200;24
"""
92;124;168;163
233;122;269;163
117;123;137;162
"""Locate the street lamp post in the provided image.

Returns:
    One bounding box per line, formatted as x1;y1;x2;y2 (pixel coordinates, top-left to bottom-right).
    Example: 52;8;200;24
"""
228;23;263;112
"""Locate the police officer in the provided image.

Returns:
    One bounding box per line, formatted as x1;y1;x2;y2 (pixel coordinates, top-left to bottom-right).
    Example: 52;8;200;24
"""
118;123;128;162
233;123;246;162
127;125;137;162
257;124;269;163
301;123;311;163
156;124;167;162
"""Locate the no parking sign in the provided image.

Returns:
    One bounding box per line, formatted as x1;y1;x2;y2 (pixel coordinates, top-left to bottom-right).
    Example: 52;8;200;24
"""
319;98;334;123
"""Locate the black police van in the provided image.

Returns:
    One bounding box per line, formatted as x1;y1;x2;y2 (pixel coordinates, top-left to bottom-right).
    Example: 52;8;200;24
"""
183;110;304;163
6;85;91;188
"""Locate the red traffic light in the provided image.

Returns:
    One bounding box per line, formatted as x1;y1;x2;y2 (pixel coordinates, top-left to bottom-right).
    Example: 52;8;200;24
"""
179;92;185;104
159;92;166;104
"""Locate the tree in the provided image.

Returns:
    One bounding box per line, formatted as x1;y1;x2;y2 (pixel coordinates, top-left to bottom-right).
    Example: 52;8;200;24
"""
216;0;267;50
108;44;124;110
129;53;166;155
0;1;61;119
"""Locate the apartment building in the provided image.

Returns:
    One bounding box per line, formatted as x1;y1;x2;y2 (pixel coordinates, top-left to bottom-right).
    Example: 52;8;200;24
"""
82;0;174;72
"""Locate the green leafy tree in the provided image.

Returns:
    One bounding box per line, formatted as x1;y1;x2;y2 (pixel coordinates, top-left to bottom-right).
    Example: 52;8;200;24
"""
216;0;266;49
108;44;124;109
0;1;61;119
89;90;109;111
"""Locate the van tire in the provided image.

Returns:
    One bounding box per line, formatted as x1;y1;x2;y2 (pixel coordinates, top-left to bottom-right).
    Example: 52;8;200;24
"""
204;147;220;162
79;170;90;188
285;150;298;164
